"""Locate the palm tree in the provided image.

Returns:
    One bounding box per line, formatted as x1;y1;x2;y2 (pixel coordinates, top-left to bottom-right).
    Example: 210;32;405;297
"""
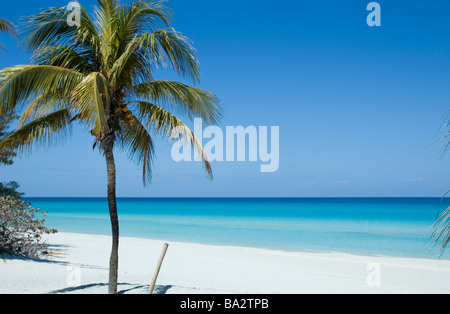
0;18;17;50
0;0;221;294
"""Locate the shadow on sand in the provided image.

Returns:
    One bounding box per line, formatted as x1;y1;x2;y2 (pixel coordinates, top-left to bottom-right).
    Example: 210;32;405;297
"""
46;283;174;294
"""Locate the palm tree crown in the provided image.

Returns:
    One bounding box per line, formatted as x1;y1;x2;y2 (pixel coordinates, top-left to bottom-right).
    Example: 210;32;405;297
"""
0;0;221;293
0;0;220;180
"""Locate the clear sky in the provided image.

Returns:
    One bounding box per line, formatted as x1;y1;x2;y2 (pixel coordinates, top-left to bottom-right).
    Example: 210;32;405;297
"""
1;0;450;197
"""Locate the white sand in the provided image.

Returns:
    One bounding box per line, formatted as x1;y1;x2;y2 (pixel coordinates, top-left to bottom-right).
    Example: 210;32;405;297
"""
1;232;450;294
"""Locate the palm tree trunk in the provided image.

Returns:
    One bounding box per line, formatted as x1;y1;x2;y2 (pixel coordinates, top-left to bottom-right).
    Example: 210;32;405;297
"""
104;144;119;294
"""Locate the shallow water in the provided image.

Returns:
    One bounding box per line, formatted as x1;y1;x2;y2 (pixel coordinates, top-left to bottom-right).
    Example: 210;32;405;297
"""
25;197;450;260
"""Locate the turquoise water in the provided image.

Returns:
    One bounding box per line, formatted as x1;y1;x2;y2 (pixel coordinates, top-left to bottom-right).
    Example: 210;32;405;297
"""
24;197;450;260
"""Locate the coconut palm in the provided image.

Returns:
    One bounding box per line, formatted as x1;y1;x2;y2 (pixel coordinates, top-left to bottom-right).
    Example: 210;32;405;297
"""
0;0;221;294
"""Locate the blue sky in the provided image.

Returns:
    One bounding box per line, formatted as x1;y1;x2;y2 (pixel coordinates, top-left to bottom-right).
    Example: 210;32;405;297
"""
1;0;450;197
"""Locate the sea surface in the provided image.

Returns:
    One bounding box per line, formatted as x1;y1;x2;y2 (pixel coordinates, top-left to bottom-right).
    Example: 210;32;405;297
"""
24;197;450;260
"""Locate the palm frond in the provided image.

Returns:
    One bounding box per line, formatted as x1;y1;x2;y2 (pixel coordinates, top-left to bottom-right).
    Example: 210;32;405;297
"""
110;34;149;87
21;4;102;69
17;93;66;127
438;110;450;157
0;109;72;154
94;0;122;75
119;0;171;34
71;72;109;138
32;44;98;75
116;0;171;59
108;27;202;83
431;206;450;253
20;7;75;50
0;18;17;37
103;18;187;84
21;4;97;47
130;80;222;124
0;18;17;50
128;100;212;178
140;28;201;81
0;65;84;114
118;113;155;184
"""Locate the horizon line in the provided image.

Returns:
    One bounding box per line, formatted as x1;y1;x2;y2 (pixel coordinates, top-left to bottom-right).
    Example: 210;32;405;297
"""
22;196;447;199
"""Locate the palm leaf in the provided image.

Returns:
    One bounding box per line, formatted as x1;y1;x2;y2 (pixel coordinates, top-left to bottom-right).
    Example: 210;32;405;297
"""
130;80;221;124
21;4;98;48
137;28;200;81
0;65;84;114
118;113;155;184
20;7;75;50
71;72;109;138
0;18;17;50
431;206;450;254
17;94;66;127
128;100;212;178
119;0;171;34
32;44;98;75
0;109;72;153
0;18;17;36
110;34;149;88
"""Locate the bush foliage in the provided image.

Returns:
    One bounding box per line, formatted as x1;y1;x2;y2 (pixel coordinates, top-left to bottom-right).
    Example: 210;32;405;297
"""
0;197;57;257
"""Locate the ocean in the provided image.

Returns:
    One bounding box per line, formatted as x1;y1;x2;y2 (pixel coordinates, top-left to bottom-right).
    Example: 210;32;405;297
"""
24;197;450;260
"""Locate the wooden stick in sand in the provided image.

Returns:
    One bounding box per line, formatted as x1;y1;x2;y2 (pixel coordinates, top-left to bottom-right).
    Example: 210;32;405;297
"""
149;243;169;294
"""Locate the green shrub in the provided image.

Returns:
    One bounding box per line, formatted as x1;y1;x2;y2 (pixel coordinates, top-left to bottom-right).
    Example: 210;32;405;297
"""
0;197;57;257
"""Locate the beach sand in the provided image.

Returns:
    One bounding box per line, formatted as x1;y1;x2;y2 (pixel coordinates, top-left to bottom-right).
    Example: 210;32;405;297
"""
1;232;450;294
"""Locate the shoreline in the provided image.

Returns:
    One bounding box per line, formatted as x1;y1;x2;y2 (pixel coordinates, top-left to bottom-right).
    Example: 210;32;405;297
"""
40;228;447;262
2;232;450;294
